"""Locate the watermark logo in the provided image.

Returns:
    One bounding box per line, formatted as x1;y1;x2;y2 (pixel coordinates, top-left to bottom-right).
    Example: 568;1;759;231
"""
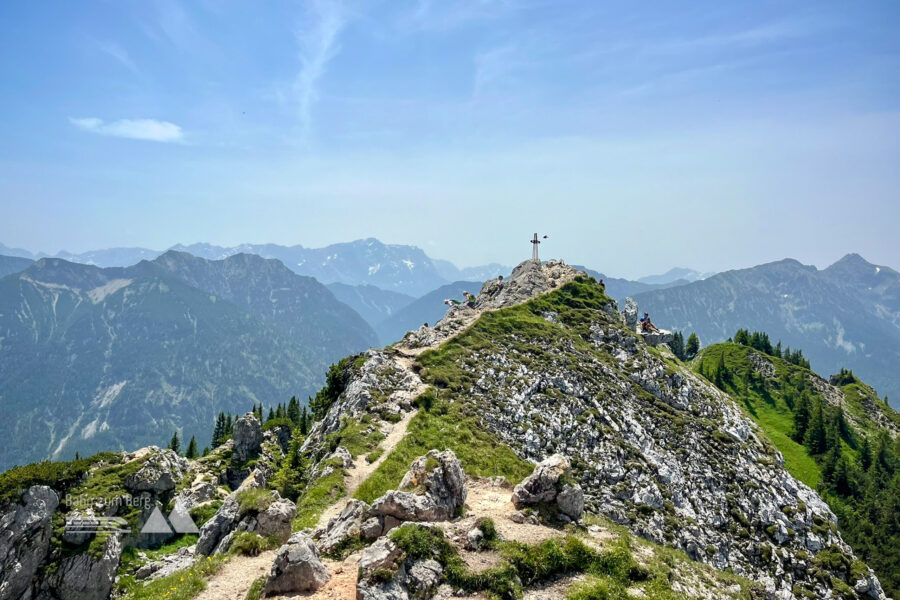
65;515;132;535
64;497;199;538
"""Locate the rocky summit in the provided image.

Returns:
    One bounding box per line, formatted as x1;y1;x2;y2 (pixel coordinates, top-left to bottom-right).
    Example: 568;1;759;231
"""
0;258;896;600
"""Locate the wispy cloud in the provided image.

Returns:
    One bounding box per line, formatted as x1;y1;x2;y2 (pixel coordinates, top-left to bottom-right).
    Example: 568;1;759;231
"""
69;118;184;142
94;40;139;74
404;0;528;32
294;0;350;139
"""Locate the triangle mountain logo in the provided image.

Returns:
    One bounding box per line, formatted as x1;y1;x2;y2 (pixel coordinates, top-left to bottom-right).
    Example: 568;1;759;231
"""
168;501;200;534
140;506;174;535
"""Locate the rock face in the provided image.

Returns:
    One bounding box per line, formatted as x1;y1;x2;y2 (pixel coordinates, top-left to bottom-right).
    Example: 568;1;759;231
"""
263;532;330;595
358;536;404;578
313;499;375;555
512;454;584;522
0;486;59;600
124;448;190;494
356;524;447;600
231;412;263;464
44;533;122;600
391;272;884;599
623;297;638;329
370;450;467;522
195;479;295;556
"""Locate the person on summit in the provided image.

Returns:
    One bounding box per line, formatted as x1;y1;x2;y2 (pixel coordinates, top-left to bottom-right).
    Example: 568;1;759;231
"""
463;291;477;308
640;313;660;333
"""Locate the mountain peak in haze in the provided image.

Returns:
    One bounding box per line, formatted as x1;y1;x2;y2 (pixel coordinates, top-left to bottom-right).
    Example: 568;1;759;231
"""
636;266;712;285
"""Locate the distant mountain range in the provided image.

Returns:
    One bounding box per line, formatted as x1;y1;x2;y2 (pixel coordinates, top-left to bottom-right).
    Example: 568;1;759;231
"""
3;239;511;298
0;252;376;470
637;266;714;285
634;254;900;407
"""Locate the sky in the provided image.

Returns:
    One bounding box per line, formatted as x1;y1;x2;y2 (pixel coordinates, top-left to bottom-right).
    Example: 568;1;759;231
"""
1;0;899;279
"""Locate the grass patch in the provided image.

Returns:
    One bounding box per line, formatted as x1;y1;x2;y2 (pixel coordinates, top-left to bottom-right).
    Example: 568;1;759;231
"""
354;394;533;504
189;501;222;528
325;418;385;458
243;577;265;600
292;461;346;530
0;451;124;507
388;524;651;600
235;488;273;516
118;554;227;600
229;532;279;557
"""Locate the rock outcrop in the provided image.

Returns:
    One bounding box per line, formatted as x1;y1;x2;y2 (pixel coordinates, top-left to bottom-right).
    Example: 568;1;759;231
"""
43;533;122;600
263;532;330;596
0;486;59;600
195;479;296;556
512;454;584;522
370;450;467;522
231;412;263;464
124;448;190;495
623;297;638;329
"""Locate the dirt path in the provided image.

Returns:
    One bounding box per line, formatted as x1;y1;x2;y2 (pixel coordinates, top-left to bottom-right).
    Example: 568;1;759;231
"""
194;550;275;600
317;406;419;528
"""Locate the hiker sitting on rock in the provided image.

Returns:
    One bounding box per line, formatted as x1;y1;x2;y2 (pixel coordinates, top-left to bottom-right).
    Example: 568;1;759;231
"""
463;291;477;308
491;275;504;293
640;313;660;333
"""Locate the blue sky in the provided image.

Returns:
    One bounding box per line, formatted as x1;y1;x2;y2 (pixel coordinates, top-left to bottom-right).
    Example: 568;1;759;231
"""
1;0;898;278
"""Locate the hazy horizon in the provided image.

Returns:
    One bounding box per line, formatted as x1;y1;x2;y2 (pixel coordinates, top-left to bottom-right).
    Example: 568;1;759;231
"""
2;0;899;279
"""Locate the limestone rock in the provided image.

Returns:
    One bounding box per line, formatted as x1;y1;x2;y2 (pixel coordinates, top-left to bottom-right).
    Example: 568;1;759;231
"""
406;559;443;596
136;545;196;581
623;297;638;328
371;450;466;523
358;536;404;578
329;446;354;470
512;454;584;522
124;448;190;494
0;486;59;600
46;532;122;600
232;412;263;464
195;495;240;556
263;532;330;595
313;499;372;555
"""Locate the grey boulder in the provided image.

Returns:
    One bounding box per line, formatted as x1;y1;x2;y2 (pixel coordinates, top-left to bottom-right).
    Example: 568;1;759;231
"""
371;450;466;523
512;454;584;522
263;532;330;595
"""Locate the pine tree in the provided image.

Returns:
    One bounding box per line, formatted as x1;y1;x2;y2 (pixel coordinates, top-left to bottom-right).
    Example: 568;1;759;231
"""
168;431;181;454
212;413;224;446
287;396;301;425
300;406;309;435
860;435;873;471
685;333;700;359
774;341;782;358
804;400;827;455
75;452;81;461
267;407;275;422
276;404;287;420
186;435;198;459
202;446;210;457
225;413;233;435
792;391;811;442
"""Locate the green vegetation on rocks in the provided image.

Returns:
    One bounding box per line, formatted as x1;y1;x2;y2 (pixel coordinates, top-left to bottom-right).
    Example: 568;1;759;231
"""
697;340;900;597
353;391;533;504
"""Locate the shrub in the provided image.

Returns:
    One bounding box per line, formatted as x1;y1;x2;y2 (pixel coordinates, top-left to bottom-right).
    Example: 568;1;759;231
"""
235;488;273;516
230;532;276;557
